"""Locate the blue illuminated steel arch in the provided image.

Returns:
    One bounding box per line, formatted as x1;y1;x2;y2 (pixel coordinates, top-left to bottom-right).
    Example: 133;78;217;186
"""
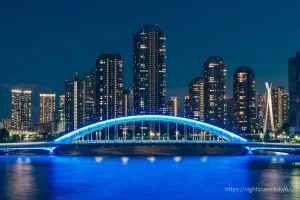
54;115;247;143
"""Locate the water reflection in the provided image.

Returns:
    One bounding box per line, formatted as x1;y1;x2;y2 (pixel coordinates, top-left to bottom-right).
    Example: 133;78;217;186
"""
94;156;103;163
147;156;155;163
121;156;129;164
0;155;299;200
0;156;53;200
173;156;182;162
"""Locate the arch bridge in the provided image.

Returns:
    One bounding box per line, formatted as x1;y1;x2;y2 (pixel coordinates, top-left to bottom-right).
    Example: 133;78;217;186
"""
54;115;247;143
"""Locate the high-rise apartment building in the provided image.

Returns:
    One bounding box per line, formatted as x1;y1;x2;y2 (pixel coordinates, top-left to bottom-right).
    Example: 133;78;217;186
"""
11;90;32;132
123;89;134;117
203;56;227;128
166;97;180;117
226;97;234;131
133;24;167;115
188;77;204;121
83;69;97;124
65;73;83;131
288;51;300;128
232;66;256;134
96;54;123;121
272;86;289;129
54;95;66;133
256;93;266;131
39;94;56;123
184;96;191;118
59;95;65;108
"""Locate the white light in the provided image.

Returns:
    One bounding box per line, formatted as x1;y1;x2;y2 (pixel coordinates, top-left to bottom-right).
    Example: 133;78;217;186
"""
147;156;155;163
121;156;129;165
174;156;182;162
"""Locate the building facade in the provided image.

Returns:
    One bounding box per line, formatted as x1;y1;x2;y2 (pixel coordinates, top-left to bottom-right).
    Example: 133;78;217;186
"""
232;66;256;134
256;93;266;132
184;96;191;118
203;56;227;128
123;89;134;117
288;52;300;127
133;24;167;115
272;86;289;129
96;54;123;121
188;77;204;121
83;69;97;124
65;73;83;132
39;94;56;123
226;97;234;131
166;97;180;117
54;95;65;133
11;90;32;132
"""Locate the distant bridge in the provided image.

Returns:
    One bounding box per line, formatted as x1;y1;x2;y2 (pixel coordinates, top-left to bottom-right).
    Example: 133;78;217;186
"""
1;115;300;155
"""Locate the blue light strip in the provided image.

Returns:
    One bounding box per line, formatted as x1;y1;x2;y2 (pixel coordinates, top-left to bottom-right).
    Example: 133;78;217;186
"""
54;115;247;143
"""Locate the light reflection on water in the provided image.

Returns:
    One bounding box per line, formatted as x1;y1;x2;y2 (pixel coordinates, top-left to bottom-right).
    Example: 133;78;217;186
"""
0;155;300;200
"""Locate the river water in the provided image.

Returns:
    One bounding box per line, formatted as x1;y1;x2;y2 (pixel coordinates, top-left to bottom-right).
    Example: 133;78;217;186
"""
0;155;300;200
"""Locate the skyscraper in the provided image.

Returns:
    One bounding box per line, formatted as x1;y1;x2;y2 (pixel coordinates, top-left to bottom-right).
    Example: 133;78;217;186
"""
59;95;65;108
288;52;300;128
232;66;256;134
123;89;134;117
272;86;289;129
133;24;167;115
166;97;180;117
184;96;191;118
226;97;234;131
65;73;83;132
39;94;56;124
282;92;289;125
203;56;227;128
83;69;97;124
188;77;204;121
256;93;266;131
54;95;65;133
96;54;123;121
11;90;32;132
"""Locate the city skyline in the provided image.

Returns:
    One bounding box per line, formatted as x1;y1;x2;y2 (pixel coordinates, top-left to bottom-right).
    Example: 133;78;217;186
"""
1;1;299;121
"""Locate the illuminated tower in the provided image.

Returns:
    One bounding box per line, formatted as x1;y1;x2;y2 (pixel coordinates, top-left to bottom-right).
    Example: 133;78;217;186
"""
39;94;56;123
96;54;123;121
133;24;167;115
123;89;134;117
233;66;256;134
11;90;32;132
83;69;97;124
166;97;180;117
189;77;204;121
203;56;227;128
65;73;83;131
263;82;275;133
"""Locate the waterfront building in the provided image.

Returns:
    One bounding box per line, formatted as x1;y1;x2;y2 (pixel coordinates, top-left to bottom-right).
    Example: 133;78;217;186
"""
188;77;204;121
123;89;134;117
133;24;167;115
11;90;32;133
232;66;256;134
65;73;83;131
203;56;227;128
83;69;97;124
96;54;123;121
166;97;180;117
288;51;300;128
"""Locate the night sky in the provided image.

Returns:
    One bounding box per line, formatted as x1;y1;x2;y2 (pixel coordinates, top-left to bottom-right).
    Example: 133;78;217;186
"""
1;0;299;122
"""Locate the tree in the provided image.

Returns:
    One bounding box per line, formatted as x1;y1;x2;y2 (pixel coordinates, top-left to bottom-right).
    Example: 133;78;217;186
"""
281;123;290;134
0;128;10;143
